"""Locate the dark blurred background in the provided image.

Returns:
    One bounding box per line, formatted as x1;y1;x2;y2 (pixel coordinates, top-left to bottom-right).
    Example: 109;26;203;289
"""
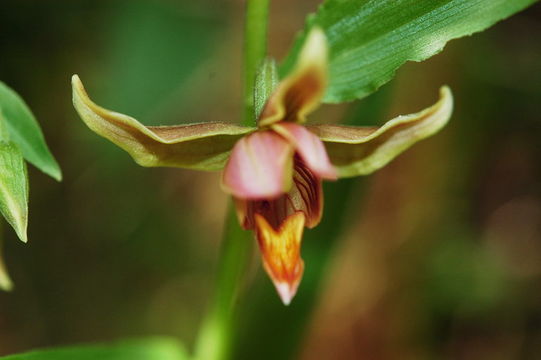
0;1;540;359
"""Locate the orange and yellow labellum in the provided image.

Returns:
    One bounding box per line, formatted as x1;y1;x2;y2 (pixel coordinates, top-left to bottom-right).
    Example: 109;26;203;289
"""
255;211;306;305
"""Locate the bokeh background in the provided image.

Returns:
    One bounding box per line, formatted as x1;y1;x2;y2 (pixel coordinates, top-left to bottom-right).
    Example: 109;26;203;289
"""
0;1;540;359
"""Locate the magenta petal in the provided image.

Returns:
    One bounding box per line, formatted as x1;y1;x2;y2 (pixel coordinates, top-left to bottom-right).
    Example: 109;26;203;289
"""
222;131;294;199
273;123;337;180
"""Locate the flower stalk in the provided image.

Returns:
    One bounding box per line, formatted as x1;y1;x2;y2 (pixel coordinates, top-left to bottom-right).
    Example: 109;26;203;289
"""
194;0;270;359
193;204;252;360
243;0;270;126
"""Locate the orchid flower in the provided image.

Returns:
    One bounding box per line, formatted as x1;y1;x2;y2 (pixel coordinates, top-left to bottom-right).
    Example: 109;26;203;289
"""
72;28;453;305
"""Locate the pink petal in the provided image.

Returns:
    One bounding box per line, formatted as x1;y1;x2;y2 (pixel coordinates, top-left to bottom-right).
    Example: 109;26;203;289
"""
222;131;294;200
273;123;337;180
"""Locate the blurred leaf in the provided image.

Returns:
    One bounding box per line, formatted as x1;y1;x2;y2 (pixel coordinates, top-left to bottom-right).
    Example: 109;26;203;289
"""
281;0;537;103
0;234;13;291
0;82;61;180
0;338;189;360
0;141;28;244
0;111;28;243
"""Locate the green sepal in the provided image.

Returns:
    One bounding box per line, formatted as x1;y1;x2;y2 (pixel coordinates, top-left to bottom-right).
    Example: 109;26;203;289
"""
72;75;255;171
308;86;453;177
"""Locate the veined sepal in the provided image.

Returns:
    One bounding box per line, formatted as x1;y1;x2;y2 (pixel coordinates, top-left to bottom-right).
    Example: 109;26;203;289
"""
308;86;453;177
72;75;255;171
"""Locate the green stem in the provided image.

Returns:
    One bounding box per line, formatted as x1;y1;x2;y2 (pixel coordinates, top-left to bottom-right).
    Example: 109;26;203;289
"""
243;0;270;126
193;204;252;360
194;1;269;358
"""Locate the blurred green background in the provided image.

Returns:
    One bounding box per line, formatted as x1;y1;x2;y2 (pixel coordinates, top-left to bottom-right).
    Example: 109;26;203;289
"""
0;1;540;359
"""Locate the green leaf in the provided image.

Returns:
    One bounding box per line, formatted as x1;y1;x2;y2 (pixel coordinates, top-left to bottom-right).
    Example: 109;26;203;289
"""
280;0;538;103
0;338;189;360
0;112;28;243
0;82;62;180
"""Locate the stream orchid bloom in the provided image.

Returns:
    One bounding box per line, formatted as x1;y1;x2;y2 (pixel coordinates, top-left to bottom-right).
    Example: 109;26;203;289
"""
72;28;453;305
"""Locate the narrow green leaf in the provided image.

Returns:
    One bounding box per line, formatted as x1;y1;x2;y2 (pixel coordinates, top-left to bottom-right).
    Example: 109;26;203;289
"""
0;129;28;243
0;338;188;360
281;0;538;103
0;82;62;180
